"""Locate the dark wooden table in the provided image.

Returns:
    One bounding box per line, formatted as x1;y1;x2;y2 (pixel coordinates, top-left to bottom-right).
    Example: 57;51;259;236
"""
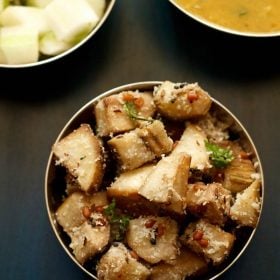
0;1;279;279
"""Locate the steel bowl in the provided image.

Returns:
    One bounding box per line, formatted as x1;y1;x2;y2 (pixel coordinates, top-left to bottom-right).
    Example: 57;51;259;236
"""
0;0;116;69
169;0;280;37
45;81;264;279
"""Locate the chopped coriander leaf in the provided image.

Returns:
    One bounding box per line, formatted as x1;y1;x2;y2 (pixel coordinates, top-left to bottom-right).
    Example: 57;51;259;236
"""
205;140;234;168
104;198;116;218
80;156;86;160
123;101;138;117
112;215;130;241
103;199;130;241
123;101;153;122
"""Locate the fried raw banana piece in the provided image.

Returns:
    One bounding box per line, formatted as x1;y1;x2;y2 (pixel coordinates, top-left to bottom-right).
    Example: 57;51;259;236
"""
108;130;155;171
107;165;160;216
150;247;207;280
223;156;256;193
94;91;155;137
108;165;154;197
97;243;151;280
185;183;232;225
153;81;212;120
137;120;173;156
56;191;108;235
89;191;108;204
180;219;235;265
139;153;190;214
65;173;81;194
52;124;104;192
56;192;86;234
107;164;186;216
56;192;109;264
69;213;110;264
230;180;261;227
172;123;211;170
126;216;179;264
108;120;173;171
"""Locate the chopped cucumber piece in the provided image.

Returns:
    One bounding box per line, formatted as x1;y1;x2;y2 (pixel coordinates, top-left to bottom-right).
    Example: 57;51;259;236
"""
0;25;39;64
45;0;99;43
0;47;7;64
39;31;73;56
0;6;49;36
26;0;53;8
86;0;105;18
0;0;9;13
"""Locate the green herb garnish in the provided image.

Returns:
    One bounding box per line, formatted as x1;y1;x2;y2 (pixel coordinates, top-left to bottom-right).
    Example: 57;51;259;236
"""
205;141;234;168
103;199;130;241
123;101;153;122
103;198;116;218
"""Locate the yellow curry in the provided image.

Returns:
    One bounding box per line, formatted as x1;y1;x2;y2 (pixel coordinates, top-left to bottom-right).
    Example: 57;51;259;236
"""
175;0;280;33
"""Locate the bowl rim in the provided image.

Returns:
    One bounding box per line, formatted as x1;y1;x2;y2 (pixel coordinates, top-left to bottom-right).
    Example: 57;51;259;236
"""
0;0;116;69
45;81;264;279
168;0;280;38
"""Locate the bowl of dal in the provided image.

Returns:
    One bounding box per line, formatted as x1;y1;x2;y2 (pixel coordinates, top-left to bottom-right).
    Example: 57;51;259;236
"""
169;0;280;37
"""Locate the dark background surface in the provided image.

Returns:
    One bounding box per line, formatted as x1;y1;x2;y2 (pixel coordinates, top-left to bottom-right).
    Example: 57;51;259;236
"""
0;0;279;279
